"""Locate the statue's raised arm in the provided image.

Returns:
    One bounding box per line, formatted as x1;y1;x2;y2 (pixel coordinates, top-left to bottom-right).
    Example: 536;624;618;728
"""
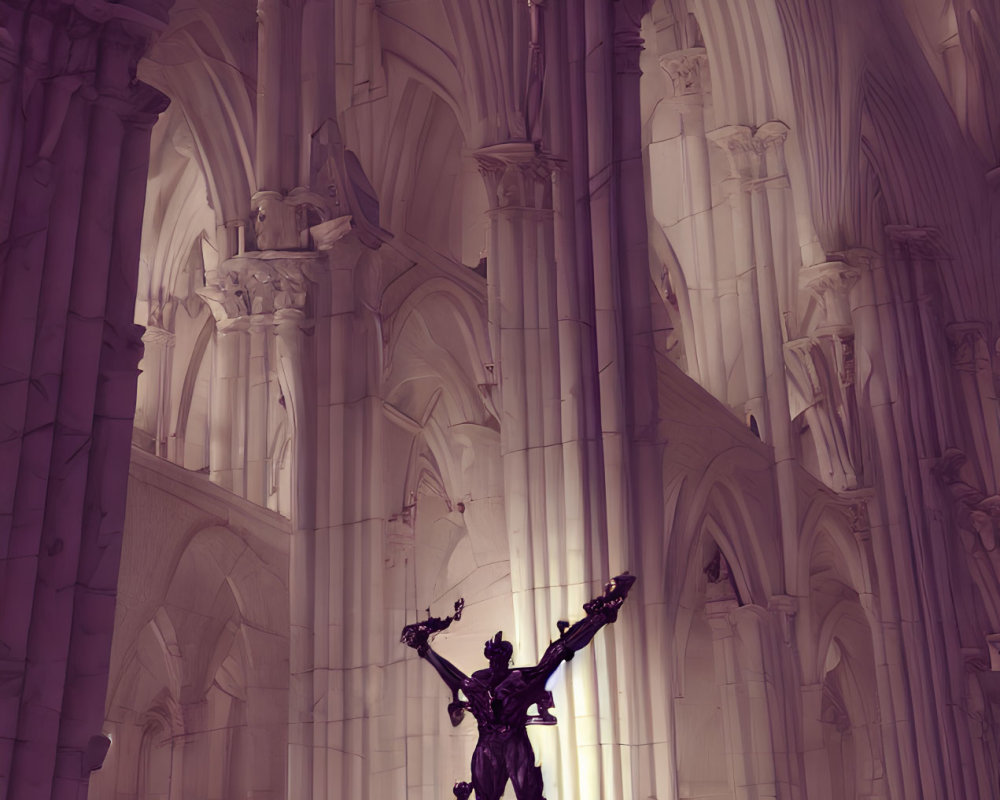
533;572;636;679
400;599;469;724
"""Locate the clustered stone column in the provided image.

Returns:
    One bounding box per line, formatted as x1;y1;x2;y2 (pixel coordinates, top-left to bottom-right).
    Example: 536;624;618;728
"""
0;2;170;797
654;48;728;398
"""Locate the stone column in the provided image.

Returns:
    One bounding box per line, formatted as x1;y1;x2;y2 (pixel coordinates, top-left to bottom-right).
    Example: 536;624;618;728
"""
474;143;564;651
885;227;986;800
0;5;170;797
199;249;324;800
707;125;768;434
210;319;250;494
655;49;728;399
138;325;176;457
705;599;779;800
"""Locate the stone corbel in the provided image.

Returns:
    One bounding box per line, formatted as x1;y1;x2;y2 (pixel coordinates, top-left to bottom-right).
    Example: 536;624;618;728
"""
658;48;710;99
800;259;860;336
885;224;948;262
706;124;758;185
752;120;790;181
947;322;989;373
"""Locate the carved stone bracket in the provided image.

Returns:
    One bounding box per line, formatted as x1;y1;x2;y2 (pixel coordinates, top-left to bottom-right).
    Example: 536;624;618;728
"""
706;124;757;182
885;225;949;262
707;121;790;187
946;322;989;373
800;259;860;335
659;48;710;97
935;448;1000;551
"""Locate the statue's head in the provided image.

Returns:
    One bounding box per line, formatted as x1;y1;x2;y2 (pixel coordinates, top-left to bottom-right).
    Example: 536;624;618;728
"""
484;631;513;667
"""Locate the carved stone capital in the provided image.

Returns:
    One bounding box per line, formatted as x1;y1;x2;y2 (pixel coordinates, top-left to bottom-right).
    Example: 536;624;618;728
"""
800;259;860;333
197;251;325;327
946;322;988;372
849;499;871;541
885;225;949;261
659;48;710;97
473;143;560;211
833;247;882;273
706;124;758;180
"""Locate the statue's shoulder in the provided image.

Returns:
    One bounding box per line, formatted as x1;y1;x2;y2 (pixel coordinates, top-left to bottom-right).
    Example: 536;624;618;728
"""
469;668;493;684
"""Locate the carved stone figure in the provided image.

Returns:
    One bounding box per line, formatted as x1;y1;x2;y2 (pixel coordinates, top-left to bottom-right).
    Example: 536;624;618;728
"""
401;574;636;800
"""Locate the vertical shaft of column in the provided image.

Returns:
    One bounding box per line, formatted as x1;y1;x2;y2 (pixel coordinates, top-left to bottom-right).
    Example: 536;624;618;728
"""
140;327;174;458
707;127;767;433
273;305;315;800
247;317;271;505
476;144;563;659
7;71;128;800
748;177;797;595
256;0;283;191
0;19;72;779
210;321;249;493
846;248;923;800
53;92;163;800
658;51;727;400
299;0;336;186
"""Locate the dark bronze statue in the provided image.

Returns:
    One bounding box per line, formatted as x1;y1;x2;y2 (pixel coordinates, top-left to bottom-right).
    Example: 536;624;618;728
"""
401;574;636;800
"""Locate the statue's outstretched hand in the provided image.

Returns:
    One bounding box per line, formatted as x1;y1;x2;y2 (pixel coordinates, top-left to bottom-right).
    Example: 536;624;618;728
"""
583;572;636;623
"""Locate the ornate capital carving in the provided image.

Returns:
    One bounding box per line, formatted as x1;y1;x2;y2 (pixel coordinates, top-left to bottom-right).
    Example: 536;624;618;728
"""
708;122;791;184
659;48;709;97
946;322;988;372
800;259;860;333
197;252;324;327
849;499;871;541
707;124;757;180
473;143;559;211
885;225;949;261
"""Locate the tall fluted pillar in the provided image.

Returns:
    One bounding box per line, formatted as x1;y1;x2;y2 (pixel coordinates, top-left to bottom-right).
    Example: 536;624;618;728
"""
655;49;727;399
0;4;170;797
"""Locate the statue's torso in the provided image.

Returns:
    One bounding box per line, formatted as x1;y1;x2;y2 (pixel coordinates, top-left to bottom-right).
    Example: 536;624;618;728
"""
463;668;545;733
